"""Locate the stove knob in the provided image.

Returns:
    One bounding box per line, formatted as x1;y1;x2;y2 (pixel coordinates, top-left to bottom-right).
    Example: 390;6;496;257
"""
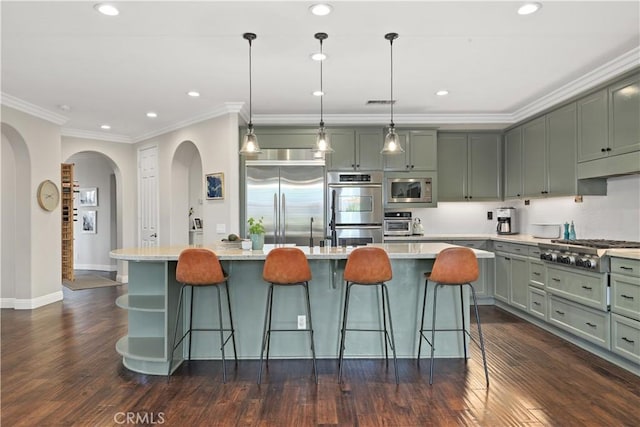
559;255;575;265
541;253;557;261
586;259;597;269
576;258;587;267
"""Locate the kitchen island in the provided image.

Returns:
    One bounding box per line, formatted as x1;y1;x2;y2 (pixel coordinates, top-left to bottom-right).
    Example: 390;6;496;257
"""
111;243;494;375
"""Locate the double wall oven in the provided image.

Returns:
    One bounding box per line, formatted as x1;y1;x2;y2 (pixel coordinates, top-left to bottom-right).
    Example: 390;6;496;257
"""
328;172;383;246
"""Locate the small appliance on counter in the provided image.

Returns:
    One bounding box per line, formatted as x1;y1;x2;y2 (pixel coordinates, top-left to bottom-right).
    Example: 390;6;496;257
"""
496;207;518;235
412;217;424;235
384;211;412;236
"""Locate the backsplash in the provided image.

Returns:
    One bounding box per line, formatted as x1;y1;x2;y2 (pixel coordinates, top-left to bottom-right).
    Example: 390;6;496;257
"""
412;174;640;241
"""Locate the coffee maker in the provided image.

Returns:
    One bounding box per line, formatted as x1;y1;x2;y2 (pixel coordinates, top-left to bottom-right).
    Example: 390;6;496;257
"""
496;207;518;235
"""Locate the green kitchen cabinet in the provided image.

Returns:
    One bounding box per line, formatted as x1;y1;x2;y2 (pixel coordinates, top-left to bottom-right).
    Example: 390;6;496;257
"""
327;129;382;171
504;127;523;199
608;74;640;156
510;256;529;311
384;130;437;171
546;103;578;196
577;89;609;162
438;133;501;201
494;253;510;303
522;117;547;197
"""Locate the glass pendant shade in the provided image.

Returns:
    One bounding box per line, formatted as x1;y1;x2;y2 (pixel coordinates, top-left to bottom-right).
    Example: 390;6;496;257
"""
312;32;333;153
239;125;261;154
314;126;333;153
381;125;404;154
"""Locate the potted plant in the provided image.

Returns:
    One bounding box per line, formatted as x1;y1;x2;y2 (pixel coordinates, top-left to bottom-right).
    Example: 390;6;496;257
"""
247;216;265;250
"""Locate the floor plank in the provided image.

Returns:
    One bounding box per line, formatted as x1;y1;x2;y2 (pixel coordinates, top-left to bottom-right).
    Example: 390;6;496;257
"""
2;285;640;426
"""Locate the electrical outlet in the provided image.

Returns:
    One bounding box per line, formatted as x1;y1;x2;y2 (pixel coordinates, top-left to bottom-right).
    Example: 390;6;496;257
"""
524;199;530;206
297;315;306;330
487;211;493;220
574;195;583;203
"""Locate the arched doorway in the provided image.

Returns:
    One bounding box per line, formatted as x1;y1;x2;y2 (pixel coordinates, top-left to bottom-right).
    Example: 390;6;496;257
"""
65;151;120;275
1;124;31;306
171;141;203;245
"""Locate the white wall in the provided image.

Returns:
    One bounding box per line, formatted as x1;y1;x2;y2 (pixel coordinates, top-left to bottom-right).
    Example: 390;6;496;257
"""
412;174;640;241
1;106;62;308
135;113;240;246
69;153;116;271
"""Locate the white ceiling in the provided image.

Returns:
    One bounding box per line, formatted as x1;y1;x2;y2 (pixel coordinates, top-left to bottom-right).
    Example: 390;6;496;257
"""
1;1;639;143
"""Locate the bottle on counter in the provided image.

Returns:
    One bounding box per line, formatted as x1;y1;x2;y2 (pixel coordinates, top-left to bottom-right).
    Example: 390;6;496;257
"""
569;221;576;240
563;222;570;240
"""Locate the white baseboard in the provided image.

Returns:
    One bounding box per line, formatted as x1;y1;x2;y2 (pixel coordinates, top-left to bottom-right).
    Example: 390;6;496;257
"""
116;274;128;284
4;290;64;310
75;264;117;271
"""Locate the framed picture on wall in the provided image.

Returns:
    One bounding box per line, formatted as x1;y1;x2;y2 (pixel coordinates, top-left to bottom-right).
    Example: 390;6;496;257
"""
206;172;224;200
78;187;98;207
82;211;97;234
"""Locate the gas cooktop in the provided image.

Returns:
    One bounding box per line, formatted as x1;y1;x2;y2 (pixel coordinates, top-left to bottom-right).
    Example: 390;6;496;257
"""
550;239;640;249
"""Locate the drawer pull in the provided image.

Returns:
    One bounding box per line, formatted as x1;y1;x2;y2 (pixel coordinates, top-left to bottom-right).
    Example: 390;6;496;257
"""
585;322;597;328
532;272;541;276
533;301;541;306
622;337;635;344
619;266;634;271
552;278;561;282
581;286;593;291
621;294;635;300
505;257;511;261
555;310;565;315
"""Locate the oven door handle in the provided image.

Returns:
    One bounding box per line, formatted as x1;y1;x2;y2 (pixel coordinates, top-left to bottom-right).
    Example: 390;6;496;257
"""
328;184;382;189
335;225;382;229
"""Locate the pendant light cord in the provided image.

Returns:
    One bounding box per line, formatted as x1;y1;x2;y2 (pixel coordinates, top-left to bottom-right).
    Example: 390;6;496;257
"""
320;38;324;127
248;37;253;128
389;36;394;127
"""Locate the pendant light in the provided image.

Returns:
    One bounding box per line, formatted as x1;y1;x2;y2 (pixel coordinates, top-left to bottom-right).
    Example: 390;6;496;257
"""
239;32;261;155
381;32;404;154
313;32;334;153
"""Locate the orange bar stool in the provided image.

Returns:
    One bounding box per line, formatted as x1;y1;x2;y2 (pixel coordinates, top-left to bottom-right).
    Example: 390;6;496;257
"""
258;247;317;384
417;247;489;386
338;246;398;384
168;248;237;383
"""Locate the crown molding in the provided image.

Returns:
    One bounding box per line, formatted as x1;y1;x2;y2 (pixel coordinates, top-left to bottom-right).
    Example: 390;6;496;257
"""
132;102;245;143
61;128;133;144
513;46;640;122
1;92;68;125
253;112;516;126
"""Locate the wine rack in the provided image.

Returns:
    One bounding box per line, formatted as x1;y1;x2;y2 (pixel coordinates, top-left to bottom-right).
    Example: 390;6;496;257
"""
61;163;76;282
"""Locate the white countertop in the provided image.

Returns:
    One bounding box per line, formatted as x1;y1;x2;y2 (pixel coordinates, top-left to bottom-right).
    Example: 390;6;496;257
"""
110;242;495;262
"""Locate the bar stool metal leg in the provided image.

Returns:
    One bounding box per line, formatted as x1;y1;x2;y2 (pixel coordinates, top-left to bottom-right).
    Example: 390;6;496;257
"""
470;284;490;386
224;280;238;362
460;286;468;360
303;282;318;384
338;282;352;383
258;284;274;384
215;286;227;383
266;285;275;362
417;278;429;360
429;284;440;385
167;284;186;381
382;283;399;384
188;287;195;360
381;285;389;362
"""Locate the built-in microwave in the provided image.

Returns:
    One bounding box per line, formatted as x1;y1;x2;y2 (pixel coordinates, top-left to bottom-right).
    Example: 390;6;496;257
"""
385;176;433;204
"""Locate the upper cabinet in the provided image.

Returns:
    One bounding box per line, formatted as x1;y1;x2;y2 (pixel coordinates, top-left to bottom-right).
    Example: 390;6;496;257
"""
577;90;609;162
384;130;437;171
608;74;640;156
522;117;547;197
326;129;382;171
547;103;578;196
504;127;523;198
438;132;501;201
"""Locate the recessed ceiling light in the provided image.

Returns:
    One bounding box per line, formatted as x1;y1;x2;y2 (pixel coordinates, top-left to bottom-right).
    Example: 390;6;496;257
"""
94;3;119;16
57;104;71;111
311;52;327;61
146;112;158;118
309;3;332;16
313;90;324;97
100;124;111;130
517;3;542;15
436;90;449;96
187;91;200;97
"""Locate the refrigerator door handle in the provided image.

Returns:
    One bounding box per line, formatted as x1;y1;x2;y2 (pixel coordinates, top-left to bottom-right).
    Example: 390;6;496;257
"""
273;193;278;243
281;193;286;244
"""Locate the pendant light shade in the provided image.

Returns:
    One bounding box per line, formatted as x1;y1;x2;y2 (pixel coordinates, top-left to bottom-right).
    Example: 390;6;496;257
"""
313;32;334;153
240;32;261;155
381;32;404;155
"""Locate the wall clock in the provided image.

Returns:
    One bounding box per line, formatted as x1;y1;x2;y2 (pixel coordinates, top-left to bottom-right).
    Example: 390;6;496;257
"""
37;179;60;211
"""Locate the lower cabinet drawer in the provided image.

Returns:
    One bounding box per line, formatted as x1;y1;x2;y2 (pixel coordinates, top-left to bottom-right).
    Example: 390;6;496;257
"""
611;273;640;322
528;286;547;320
529;261;545;288
549;296;610;349
611;314;640;364
547;266;608;311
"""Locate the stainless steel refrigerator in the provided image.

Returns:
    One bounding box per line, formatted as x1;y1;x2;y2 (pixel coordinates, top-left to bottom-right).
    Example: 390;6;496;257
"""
246;160;325;246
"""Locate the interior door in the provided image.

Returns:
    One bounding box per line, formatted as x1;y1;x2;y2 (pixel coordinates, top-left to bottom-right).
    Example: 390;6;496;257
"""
139;146;159;247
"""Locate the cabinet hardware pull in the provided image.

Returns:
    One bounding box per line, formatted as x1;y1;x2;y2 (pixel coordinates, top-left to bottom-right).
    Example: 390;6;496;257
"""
585;322;596;328
505;257;511;260
356;164;360;168
552;278;561;282
533;272;541;276
533;301;541;306
601;148;607;152
581;286;593;290
619;266;633;271
622;337;635;344
515;248;521;251
606;147;612;151
621;294;634;300
555;310;565;315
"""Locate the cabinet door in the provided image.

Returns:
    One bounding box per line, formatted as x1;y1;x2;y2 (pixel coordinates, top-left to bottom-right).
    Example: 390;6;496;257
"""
327;130;357;170
609;74;640;156
383;132;410;171
409;130;438;171
577;90;609;162
437;133;468;201
547;103;577;196
356;130;384;170
495;254;510;303
522;117;547;197
469;133;501;200
510;256;529;310
504;127;523;198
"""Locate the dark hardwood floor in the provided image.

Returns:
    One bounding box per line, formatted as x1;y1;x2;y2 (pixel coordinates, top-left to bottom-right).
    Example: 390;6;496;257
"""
2;285;640;426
